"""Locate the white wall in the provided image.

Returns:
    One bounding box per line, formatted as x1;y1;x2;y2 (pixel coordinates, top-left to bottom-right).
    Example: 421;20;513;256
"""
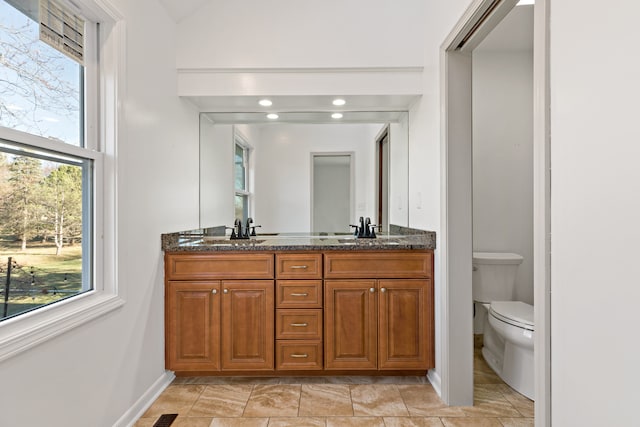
472;50;534;309
253;123;378;233
550;1;640;425
176;0;426;69
389;116;409;227
0;0;200;425
200;121;234;227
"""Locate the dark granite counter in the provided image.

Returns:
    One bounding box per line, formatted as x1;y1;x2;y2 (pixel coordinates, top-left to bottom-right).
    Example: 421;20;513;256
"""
162;225;436;252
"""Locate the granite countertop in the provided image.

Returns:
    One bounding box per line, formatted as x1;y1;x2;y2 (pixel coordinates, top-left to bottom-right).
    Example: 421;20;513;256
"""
162;225;436;252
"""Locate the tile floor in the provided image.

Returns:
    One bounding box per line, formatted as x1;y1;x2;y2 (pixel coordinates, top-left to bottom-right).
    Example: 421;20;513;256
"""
135;341;533;427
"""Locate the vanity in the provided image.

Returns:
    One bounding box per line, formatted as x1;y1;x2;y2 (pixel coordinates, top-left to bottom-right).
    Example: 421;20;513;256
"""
162;228;436;376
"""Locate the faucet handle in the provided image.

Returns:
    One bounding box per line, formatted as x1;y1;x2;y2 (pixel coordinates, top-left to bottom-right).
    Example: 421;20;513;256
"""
250;225;262;236
225;226;237;239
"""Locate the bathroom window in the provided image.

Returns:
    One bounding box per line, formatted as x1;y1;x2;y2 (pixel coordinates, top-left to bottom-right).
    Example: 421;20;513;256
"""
0;0;119;337
0;0;96;322
234;133;251;222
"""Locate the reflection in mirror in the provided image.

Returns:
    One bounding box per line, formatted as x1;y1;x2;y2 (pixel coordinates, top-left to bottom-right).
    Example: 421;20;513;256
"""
199;112;409;233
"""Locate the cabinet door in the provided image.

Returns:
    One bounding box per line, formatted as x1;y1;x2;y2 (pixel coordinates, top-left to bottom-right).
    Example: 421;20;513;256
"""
221;280;274;370
324;280;377;370
166;281;220;371
378;279;434;370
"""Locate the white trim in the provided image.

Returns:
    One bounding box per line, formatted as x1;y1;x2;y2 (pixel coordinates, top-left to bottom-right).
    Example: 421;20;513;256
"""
113;370;176;427
533;0;551;425
427;368;442;396
0;294;124;363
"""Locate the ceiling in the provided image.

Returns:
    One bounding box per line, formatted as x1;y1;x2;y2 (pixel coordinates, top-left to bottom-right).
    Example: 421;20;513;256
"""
157;0;208;22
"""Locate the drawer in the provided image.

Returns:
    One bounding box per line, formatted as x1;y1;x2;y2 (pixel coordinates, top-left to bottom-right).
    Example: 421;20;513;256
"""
276;340;323;370
276;309;322;340
276;253;322;279
276;280;322;308
324;251;433;279
165;253;274;280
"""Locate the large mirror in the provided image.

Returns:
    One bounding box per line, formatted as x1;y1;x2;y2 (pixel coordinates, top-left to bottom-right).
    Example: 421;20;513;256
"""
199;111;409;234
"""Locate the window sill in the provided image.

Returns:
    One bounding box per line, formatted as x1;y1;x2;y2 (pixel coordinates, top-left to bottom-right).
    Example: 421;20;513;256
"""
0;292;125;363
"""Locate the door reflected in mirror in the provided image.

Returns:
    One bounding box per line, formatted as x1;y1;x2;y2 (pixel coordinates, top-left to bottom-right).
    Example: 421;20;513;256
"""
199;111;409;233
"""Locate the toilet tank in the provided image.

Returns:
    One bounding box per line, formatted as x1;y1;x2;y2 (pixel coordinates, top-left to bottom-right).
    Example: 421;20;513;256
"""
472;252;523;303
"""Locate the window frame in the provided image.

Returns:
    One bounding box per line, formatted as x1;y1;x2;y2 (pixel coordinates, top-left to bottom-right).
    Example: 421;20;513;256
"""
0;0;124;362
233;130;252;221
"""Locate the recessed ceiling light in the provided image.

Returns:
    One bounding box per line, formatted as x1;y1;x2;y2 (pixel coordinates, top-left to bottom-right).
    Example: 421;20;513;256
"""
266;113;279;120
331;113;343;119
259;99;272;107
332;98;346;106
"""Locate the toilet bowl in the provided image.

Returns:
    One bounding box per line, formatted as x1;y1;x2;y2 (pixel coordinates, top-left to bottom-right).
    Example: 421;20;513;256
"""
472;252;534;401
481;301;534;400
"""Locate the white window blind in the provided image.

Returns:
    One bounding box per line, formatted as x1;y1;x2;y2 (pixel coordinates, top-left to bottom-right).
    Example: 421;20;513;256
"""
39;0;84;65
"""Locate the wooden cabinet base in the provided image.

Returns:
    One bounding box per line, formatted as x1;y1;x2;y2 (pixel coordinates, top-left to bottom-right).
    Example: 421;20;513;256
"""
173;370;429;377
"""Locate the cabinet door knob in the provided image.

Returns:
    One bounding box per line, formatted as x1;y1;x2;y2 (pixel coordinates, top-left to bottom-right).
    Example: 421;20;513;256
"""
380;287;386;293
369;287;376;293
211;289;218;295
223;289;229;294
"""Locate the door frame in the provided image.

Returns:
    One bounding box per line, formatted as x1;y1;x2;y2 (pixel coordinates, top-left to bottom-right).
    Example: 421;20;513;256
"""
309;152;355;232
439;0;550;425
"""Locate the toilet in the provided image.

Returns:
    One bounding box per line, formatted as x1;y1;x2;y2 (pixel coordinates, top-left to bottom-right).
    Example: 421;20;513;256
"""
473;252;534;400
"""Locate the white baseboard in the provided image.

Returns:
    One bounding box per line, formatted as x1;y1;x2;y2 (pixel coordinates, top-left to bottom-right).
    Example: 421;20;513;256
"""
428;368;442;397
113;370;175;427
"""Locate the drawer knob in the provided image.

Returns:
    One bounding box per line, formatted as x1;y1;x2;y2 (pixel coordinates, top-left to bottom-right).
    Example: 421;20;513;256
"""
211;289;218;295
290;353;309;358
290;293;309;297
369;287;375;293
290;265;308;269
380;287;387;293
223;289;228;294
291;323;308;327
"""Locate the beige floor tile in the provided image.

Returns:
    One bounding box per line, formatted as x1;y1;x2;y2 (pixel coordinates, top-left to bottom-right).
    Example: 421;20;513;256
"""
325;416;385;427
495;385;534;418
499;418;535;427
142;384;205;418
460;385;521;418
441;418;503;427
267;417;326;426
397;384;466;417
350;384;409;416
189;385;253;417
173;377;238;385
210;418;269;427
173;416;214;427
133;418;155;427
299;384;353;416
243;384;301;417
383;416;445;426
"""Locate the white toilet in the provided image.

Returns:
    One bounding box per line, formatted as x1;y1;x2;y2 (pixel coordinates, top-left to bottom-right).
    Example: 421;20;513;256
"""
473;252;534;400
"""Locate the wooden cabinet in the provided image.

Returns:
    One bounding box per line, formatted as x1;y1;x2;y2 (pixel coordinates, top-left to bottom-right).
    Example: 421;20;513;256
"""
324;251;434;371
165;281;220;371
165;253;274;373
221;280;274;371
165;250;433;375
275;253;323;370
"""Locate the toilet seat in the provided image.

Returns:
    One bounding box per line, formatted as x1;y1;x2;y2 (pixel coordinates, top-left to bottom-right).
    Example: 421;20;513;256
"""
489;301;534;331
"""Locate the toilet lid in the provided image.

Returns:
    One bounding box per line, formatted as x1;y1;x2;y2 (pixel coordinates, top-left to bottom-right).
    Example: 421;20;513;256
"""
490;301;534;330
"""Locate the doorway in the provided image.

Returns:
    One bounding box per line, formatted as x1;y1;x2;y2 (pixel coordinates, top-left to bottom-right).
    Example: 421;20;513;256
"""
311;153;354;233
440;0;550;424
377;127;390;232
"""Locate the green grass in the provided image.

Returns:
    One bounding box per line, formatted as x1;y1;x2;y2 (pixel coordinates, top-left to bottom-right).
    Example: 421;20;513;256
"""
0;235;84;319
